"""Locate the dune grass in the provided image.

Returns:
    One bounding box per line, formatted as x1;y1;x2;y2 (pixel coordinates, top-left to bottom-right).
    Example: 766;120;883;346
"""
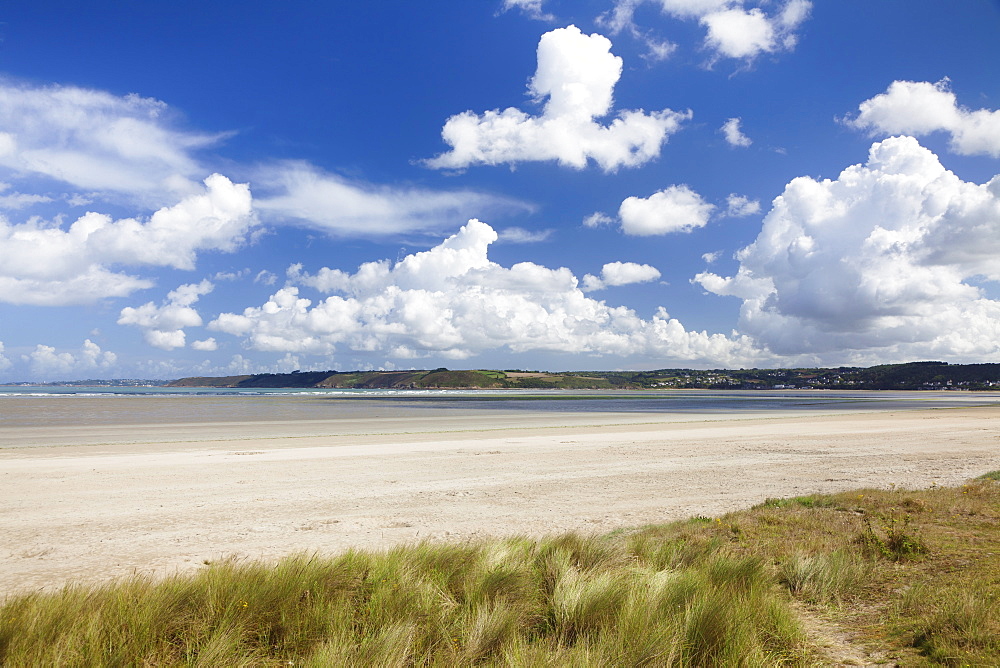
0;539;804;666
1;474;998;666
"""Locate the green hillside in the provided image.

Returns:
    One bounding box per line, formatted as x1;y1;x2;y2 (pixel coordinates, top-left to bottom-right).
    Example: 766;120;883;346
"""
165;362;1000;391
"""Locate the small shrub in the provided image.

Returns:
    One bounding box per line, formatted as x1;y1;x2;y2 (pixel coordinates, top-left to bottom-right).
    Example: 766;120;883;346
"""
855;513;928;561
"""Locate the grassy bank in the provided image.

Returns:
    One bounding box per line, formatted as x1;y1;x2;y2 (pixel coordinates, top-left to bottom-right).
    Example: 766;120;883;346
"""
1;475;997;666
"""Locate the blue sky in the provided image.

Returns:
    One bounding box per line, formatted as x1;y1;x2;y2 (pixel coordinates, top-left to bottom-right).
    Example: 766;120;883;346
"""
1;0;1000;380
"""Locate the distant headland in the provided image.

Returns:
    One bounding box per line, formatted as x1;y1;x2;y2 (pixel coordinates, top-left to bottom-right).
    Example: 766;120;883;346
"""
162;361;1000;391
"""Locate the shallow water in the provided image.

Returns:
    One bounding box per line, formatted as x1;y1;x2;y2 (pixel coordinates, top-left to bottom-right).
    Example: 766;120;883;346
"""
1;386;997;431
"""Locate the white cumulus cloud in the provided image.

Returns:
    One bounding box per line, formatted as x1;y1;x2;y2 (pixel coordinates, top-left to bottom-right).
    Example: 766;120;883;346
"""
619;184;714;235
0;341;10;371
582;261;662;291
191;337;218;351
603;0;811;63
701;0;810;60
583;211;614;228
211;219;760;366
845;79;1000;158
118;280;214;350
0;174;255;305
22;339;117;378
254;270;278;286
721;117;752;146
694;136;1000;363
724;193;761;217
701;8;773;59
425;25;689;172
701;251;722;264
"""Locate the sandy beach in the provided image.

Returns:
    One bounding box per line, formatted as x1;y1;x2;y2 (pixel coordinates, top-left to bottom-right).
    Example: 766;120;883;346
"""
2;396;999;599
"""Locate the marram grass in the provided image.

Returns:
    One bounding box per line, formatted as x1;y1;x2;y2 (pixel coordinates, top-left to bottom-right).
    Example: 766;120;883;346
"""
1;474;998;666
0;540;804;666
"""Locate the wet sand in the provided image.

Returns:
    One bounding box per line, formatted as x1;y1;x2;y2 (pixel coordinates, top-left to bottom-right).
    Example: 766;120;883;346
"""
2;400;999;598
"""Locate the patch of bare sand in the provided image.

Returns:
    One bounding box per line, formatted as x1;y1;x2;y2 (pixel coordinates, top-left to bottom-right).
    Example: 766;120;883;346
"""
2;406;999;598
793;602;900;666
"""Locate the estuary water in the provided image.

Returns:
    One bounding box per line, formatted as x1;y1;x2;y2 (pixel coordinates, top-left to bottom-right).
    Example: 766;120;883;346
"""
1;386;998;432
